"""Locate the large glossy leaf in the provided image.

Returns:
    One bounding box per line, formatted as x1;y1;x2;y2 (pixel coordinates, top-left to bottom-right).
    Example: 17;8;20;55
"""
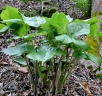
1;44;35;56
50;12;68;34
86;53;102;69
2;19;23;23
13;24;29;36
0;5;22;20
72;38;89;50
66;15;73;22
0;24;5;29
90;23;98;36
20;13;46;27
27;45;65;62
96;32;102;37
73;51;87;59
0;10;10;20
16;44;35;53
55;34;89;50
90;24;98;37
0;19;25;35
0;25;10;33
41;18;50;29
85;17;100;24
84;18;99;37
14;57;27;65
2;46;24;56
67;22;90;37
10;23;21;31
27;51;46;61
27;51;55;62
55;34;72;44
37;45;65;56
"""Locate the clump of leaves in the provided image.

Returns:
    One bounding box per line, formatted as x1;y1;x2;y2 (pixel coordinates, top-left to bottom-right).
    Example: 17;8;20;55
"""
0;5;102;95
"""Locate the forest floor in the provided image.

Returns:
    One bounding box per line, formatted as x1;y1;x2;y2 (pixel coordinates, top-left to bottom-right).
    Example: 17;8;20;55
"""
0;0;102;96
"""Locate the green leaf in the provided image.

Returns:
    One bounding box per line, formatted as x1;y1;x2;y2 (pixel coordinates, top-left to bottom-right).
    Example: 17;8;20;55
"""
85;17;100;24
27;51;55;62
27;51;45;61
2;19;23;23
55;34;89;50
66;15;73;22
27;45;65;62
0;24;5;29
24;44;36;53
40;18;52;34
37;45;65;56
20;13;46;27
0;5;22;20
50;12;68;34
16;44;35;53
0;25;10;33
13;24;29;36
14;57;27;65
10;23;21;30
96;32;102;37
0;10;10;20
1;44;35;56
72;38;89;50
86;53;102;69
67;22;90;37
1;46;24;56
73;51;87;59
1;19;24;35
55;34;72;44
42;51;55;62
90;23;98;36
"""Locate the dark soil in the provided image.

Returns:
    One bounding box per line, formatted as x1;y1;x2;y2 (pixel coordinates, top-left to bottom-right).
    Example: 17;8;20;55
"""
0;0;102;96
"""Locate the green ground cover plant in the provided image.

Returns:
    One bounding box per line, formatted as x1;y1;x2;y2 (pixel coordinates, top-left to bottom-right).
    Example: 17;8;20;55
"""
0;5;102;95
75;0;91;16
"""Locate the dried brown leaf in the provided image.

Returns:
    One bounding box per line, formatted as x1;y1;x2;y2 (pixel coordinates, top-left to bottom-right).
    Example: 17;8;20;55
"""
79;82;92;96
17;67;28;74
8;41;15;47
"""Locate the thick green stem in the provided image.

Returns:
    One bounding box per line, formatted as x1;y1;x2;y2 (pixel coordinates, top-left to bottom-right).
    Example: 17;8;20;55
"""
52;57;57;95
66;45;69;63
55;47;77;94
54;45;69;94
64;57;77;73
54;55;63;94
34;61;38;96
26;29;35;92
63;59;79;83
26;58;34;91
